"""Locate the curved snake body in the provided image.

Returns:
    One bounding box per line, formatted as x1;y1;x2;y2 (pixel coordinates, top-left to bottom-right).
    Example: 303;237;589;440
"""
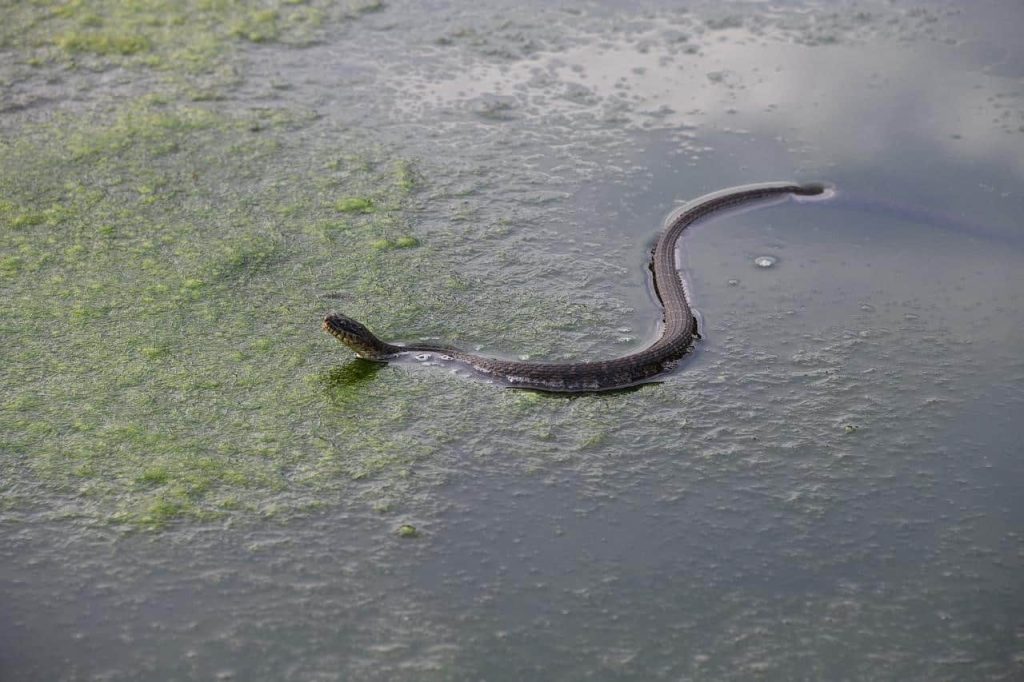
324;181;826;392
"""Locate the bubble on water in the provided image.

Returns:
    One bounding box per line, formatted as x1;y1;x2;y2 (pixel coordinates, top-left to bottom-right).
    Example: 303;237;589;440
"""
753;255;777;268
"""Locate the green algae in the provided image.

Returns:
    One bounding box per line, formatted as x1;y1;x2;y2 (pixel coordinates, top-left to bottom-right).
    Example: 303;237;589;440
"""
0;2;681;531
0;94;447;526
0;0;384;76
0;85;610;528
336;197;376;213
56;32;152;56
371;235;419;251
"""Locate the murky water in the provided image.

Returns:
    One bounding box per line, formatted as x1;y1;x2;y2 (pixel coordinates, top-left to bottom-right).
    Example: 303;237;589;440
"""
2;1;1023;680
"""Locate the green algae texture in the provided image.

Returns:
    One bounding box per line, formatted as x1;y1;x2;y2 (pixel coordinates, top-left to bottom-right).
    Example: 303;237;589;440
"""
0;94;468;527
1;0;384;72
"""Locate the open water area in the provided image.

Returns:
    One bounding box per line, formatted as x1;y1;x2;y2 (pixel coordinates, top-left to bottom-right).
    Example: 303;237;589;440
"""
1;1;1022;679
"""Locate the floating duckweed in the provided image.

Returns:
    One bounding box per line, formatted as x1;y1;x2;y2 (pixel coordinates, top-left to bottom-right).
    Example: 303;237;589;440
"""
394;160;417;192
336;197;375;213
1;16;626;534
139;497;187;529
56;32;152;56
139;468;170;485
3;0;384;76
230;9;280;43
218;497;242;510
369;235;420;251
5;396;39;412
11;212;48;228
70;304;107;321
0;256;23;275
141;346;170;360
0;91;453;527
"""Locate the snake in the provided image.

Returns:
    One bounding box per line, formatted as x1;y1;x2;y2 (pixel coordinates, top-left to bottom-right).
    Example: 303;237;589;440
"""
324;181;827;392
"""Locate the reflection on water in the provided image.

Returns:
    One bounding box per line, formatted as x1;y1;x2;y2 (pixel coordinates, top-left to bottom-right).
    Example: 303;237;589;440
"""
1;1;1023;680
321;360;386;398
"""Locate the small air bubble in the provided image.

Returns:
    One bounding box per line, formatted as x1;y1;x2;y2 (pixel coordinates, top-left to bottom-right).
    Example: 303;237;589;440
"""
753;255;777;268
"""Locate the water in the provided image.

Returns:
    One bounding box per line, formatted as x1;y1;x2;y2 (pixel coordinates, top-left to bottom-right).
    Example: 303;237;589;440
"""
1;1;1023;680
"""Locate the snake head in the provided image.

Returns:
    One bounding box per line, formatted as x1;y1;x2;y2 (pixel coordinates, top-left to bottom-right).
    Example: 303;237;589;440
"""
323;313;398;360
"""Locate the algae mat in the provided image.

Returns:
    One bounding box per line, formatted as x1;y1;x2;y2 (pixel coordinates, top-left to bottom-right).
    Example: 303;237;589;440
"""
0;1;647;528
0;1;463;527
1;98;419;524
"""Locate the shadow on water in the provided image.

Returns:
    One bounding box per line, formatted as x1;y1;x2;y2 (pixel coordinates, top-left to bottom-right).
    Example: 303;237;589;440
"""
320;360;386;403
520;381;653;399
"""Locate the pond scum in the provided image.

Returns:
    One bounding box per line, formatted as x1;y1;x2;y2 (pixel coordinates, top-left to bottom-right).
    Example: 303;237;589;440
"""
0;91;441;526
0;1;626;529
10;1;870;531
1;88;660;529
1;0;384;68
0;1;441;528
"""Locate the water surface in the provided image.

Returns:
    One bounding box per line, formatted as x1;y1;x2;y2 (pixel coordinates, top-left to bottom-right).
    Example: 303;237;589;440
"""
1;1;1022;679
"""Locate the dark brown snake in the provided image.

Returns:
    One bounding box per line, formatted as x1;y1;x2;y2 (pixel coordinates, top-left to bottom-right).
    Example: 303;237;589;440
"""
324;181;828;392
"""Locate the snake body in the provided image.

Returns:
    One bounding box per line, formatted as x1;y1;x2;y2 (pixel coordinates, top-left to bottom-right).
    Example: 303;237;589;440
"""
324;181;826;392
